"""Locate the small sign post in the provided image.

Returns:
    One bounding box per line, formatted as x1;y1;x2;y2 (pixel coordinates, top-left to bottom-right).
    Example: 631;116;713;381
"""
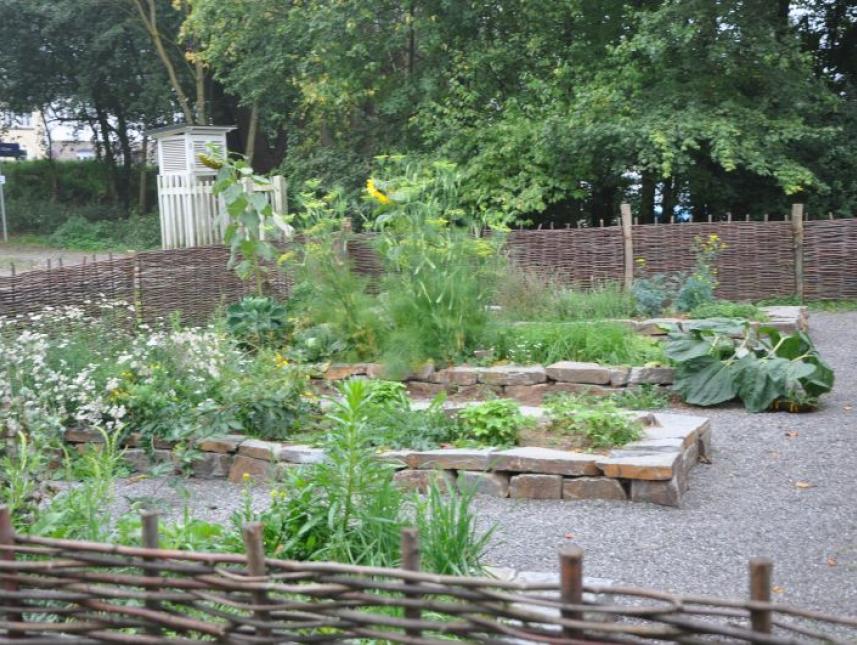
0;168;6;242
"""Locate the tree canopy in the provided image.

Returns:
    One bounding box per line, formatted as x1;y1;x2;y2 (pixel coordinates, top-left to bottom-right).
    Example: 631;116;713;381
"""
2;0;856;223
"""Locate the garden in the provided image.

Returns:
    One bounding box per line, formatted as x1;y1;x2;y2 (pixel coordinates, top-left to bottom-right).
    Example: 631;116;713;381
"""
0;155;836;578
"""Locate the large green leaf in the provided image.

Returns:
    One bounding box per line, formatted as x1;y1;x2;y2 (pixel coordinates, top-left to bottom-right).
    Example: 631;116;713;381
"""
673;356;740;406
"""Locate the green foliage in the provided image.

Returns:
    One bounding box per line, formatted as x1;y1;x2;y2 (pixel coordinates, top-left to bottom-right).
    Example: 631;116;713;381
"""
0;433;48;524
666;321;834;412
486;322;666;366
416;483;491;576
370;159;505;374
632;274;679;317
46;214;160;251
225;296;290;350
209;151;291;293
456;399;527;447
543;394;643;449
689;301;767;321
609;384;670;410
494;273;635;322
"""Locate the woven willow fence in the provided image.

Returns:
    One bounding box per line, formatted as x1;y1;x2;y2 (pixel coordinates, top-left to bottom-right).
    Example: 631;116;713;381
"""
1;216;856;323
0;509;855;643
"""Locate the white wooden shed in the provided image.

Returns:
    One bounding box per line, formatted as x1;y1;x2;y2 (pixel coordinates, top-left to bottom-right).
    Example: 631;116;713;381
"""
148;124;286;249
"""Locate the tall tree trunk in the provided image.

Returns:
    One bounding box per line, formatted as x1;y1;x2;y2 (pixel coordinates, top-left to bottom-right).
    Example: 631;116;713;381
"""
661;177;675;223
640;172;656;224
139;135;149;213
131;0;195;124
244;102;258;164
591;181;617;227
114;108;134;214
95;104;118;204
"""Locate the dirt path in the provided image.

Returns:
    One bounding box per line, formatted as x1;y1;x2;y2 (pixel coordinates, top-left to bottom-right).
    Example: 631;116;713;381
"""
0;242;127;276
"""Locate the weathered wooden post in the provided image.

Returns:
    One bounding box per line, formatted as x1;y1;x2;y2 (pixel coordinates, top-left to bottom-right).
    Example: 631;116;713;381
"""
620;203;634;292
141;511;162;636
792;203;805;302
749;557;773;634
400;527;422;638
559;544;584;639
242;522;271;637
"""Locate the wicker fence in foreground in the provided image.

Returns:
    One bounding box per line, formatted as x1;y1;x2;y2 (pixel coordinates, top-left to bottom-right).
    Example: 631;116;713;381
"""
1;217;857;323
0;508;854;643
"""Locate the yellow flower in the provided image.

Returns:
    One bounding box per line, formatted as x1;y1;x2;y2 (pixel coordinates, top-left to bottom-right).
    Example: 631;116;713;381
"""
366;178;392;205
274;353;289;368
242;472;251;482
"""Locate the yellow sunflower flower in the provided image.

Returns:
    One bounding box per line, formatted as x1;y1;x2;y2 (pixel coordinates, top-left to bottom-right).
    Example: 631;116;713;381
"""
366;178;392;205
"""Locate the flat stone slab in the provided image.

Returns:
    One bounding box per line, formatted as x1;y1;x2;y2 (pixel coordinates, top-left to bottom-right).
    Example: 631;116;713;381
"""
406;448;497;470
478;365;547;386
430;366;479;386
628;366;675;385
323;363;368;380
277;445;326;464
393;469;456;493
197;434;245;454
645;413;709;448
563;477;627;501
546;361;611;385
459;471;510;497
596;451;680;481
509;474;563;499
635;318;679;335
238;439;281;462
492;447;600;476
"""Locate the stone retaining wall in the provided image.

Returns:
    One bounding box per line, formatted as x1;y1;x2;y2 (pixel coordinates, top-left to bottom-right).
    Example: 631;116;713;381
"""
316;362;676;406
64;411;711;508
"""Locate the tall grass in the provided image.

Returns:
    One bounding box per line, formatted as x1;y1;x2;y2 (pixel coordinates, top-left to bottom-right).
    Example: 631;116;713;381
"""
494;270;635;321
486;321;666;365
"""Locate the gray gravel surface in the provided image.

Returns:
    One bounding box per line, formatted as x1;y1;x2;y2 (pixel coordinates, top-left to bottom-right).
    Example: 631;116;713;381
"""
474;311;857;615
108;312;857;616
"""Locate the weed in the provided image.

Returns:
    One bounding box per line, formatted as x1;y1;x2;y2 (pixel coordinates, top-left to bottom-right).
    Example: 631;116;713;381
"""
543;394;643;449
456;399;529;447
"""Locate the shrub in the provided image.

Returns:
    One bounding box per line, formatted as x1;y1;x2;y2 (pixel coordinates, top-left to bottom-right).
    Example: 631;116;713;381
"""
456;399;528;447
543;394;643;448
47;214;160;250
225;296;290;350
632;273;680;317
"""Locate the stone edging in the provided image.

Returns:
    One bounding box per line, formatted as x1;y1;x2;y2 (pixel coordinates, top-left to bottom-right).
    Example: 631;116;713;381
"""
65;411;711;508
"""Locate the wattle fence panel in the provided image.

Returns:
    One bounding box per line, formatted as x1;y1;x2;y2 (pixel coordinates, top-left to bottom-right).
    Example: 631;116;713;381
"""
2;218;856;323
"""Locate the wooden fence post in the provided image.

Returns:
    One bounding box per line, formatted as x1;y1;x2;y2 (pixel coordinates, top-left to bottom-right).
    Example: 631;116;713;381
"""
0;506;22;636
749;557;773;634
792;203;805;302
620;203;634;292
559;545;584;639
141;512;162;636
242;522;271;637
401;527;422;638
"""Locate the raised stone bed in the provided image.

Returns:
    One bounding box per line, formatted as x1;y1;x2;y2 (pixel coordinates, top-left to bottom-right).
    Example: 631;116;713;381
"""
63;410;711;507
314;362;675;405
631;305;808;336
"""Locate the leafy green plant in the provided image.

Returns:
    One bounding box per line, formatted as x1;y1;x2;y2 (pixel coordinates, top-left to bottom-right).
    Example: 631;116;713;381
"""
360;392;459;451
666;321;834;412
456;399;528;447
689;300;767;321
0;432;49;524
610;384;670;410
207;149;292;293
225;296;290;349
632;273;679;317
543;394;643;449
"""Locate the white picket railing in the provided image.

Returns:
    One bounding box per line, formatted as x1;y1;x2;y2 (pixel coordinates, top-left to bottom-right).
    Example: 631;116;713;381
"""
156;174;287;249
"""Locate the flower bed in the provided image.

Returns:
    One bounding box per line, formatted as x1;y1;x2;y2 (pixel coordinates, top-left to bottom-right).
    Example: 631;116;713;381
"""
64;408;710;507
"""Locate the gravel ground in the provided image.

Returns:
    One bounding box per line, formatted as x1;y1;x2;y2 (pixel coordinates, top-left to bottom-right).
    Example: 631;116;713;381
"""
109;311;857;616
475;311;857;615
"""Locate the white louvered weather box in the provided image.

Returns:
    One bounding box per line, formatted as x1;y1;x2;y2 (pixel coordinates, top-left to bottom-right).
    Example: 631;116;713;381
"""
149;124;286;249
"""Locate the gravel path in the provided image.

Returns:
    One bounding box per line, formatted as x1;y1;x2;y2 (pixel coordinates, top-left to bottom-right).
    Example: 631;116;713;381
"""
474;311;857;615
109;312;857;616
0;242;127;275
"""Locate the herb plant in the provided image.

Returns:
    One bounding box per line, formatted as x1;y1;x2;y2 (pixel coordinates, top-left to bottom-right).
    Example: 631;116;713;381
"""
543;394;643;449
456;399;528;447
